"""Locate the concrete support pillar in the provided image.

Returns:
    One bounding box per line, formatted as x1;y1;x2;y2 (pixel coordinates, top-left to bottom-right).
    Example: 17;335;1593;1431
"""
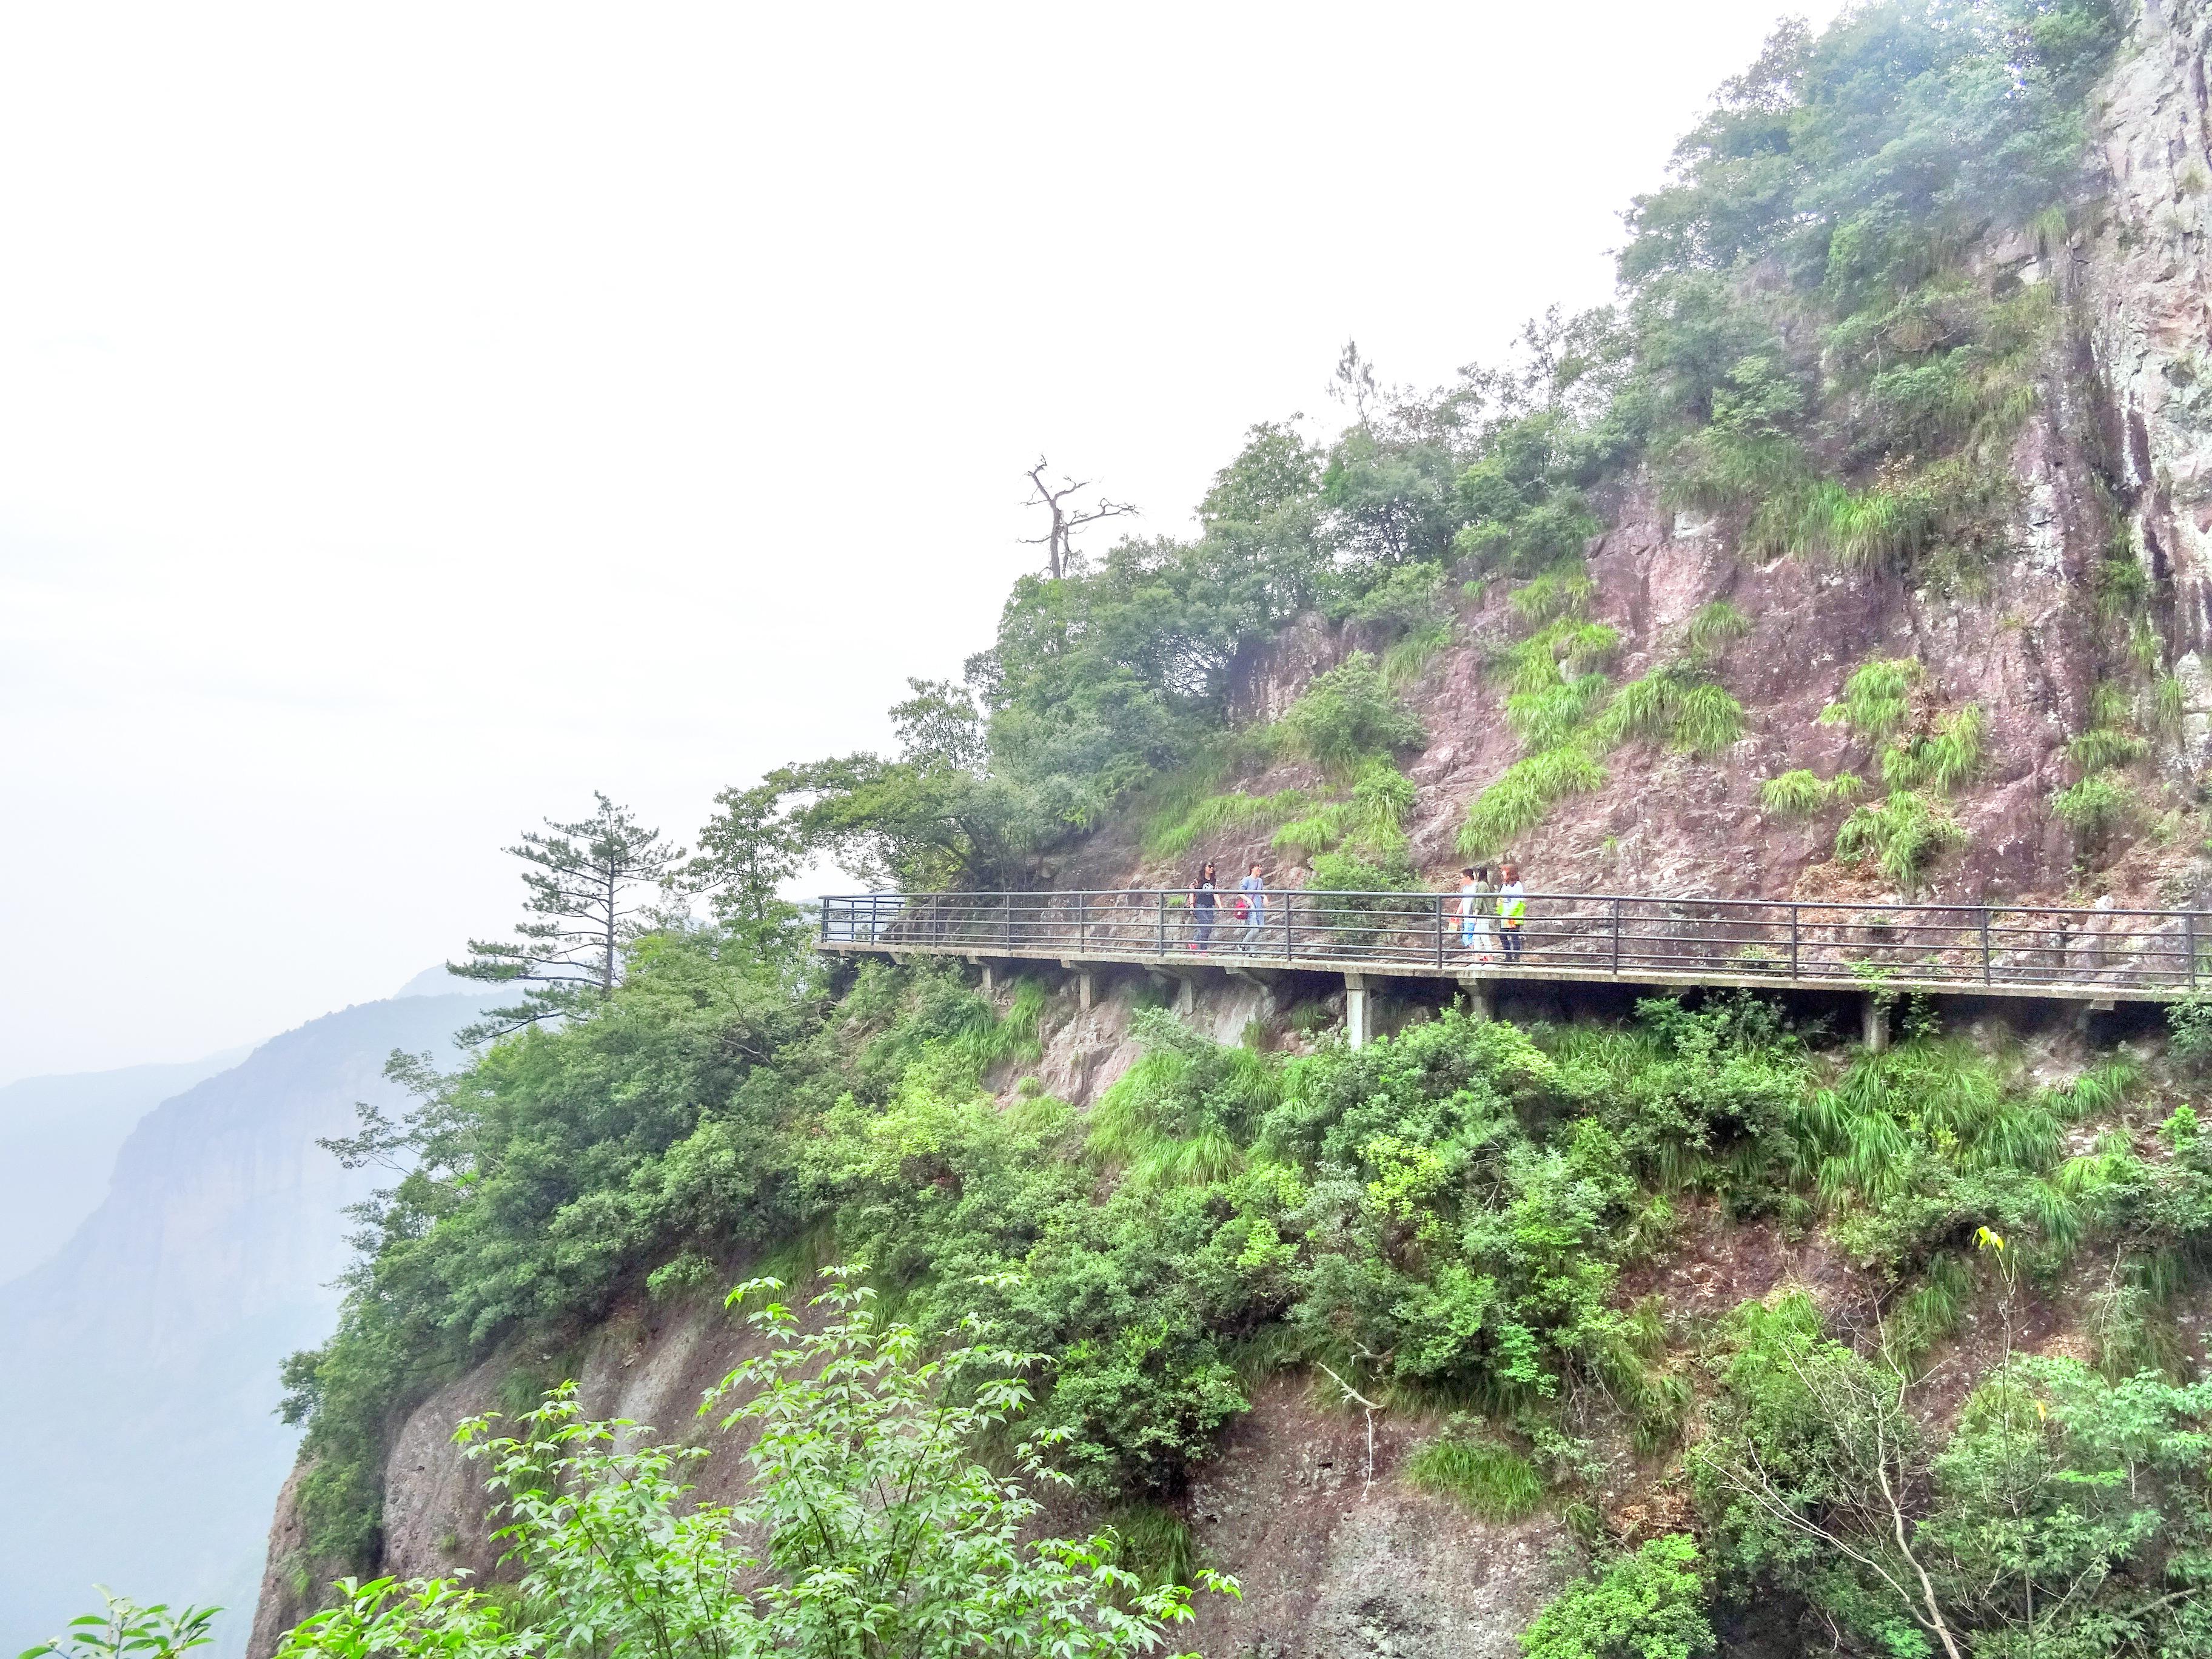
1862;993;1889;1054
1461;978;1496;1022
1060;960;1094;1011
1345;971;1370;1050
980;964;995;998
1176;975;1195;1017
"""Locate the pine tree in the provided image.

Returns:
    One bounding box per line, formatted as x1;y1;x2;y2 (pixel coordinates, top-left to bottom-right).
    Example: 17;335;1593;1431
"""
449;793;682;1041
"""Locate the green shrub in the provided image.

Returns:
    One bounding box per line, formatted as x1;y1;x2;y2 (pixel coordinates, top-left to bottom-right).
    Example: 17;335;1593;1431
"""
1274;652;1426;778
2170;994;2212;1074
1520;1534;1713;1659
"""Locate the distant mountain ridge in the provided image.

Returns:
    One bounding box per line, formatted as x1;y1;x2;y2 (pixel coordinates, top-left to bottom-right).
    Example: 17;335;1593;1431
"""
0;984;503;1659
0;1052;245;1284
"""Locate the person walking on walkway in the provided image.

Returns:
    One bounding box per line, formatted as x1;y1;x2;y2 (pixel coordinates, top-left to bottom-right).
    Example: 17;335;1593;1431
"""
1190;860;1219;952
1236;862;1267;950
1459;865;1498;962
1497;862;1527;964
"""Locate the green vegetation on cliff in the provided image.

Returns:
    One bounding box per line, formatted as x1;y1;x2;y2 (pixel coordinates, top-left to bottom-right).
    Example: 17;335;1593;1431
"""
734;0;2129;883
212;7;2212;1658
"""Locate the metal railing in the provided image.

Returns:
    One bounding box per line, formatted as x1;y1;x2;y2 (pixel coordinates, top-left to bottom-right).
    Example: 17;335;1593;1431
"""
819;888;2209;995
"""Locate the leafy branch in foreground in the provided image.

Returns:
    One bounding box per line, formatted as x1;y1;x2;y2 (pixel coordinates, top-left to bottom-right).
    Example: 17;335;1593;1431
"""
273;1268;1236;1659
19;1593;218;1659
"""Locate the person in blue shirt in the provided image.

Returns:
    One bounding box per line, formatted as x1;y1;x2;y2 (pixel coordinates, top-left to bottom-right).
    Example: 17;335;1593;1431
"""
1235;862;1267;950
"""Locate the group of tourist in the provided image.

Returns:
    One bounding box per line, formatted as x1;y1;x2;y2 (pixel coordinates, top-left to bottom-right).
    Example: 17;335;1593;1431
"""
1181;859;1528;962
1185;859;1273;952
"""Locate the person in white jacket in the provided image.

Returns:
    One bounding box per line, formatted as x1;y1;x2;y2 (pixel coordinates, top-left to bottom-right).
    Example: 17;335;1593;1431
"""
1458;865;1498;962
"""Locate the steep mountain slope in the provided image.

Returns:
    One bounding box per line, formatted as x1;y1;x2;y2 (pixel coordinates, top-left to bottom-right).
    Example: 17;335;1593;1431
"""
244;8;2212;1659
1;991;498;1659
1044;2;2212;915
0;1051;243;1282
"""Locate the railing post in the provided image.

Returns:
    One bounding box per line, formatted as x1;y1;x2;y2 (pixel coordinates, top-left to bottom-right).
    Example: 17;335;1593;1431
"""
1284;889;1293;960
1158;890;1167;957
1789;904;1800;978
2190;911;2199;990
1980;907;1992;985
1610;897;1621;974
1435;893;1446;969
1005;890;1014;951
1078;891;1087;955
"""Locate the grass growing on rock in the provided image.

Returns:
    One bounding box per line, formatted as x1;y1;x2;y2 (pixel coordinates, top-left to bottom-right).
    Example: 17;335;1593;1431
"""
1406;1432;1546;1521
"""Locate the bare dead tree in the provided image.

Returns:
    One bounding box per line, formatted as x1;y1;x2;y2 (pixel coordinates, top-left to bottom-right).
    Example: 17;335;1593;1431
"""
1021;457;1136;580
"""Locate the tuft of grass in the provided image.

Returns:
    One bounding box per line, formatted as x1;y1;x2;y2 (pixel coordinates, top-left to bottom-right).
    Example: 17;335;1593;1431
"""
2152;673;2185;737
1460;746;1607;856
1146;788;1312;860
1883;1253;1974;1369
1406;1432;1544;1521
1791;478;1936;571
2053;773;2134;844
947;976;1048;1074
1684;599;1752;661
1272;760;1416;862
1881;703;1985;794
2065;726;2145;774
1506;674;1609;751
1590;671;1747;757
1495;619;1621;695
1087;1008;1281;1190
1508;563;1597;626
1835;790;1964;894
1380;615;1455;689
1102;1503;1199;1589
1760;768;1866;816
1820;658;1922;743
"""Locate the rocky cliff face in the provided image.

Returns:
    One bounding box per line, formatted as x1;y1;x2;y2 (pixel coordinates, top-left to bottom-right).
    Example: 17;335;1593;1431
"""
1047;1;2212;924
2084;1;2212;664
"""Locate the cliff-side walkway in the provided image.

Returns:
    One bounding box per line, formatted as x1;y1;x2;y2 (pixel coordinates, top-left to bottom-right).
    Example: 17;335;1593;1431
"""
817;887;2204;1047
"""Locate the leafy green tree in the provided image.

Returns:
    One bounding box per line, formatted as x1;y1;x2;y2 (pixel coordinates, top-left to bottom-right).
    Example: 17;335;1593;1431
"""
1693;1293;1961;1658
686;776;805;947
1521;1534;1714;1659
450;793;684;1041
274;1270;1235;1659
1919;1358;2212;1655
281;927;807;1562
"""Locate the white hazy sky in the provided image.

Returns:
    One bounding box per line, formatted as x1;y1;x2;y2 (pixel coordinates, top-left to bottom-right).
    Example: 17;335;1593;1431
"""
0;1;1843;1084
